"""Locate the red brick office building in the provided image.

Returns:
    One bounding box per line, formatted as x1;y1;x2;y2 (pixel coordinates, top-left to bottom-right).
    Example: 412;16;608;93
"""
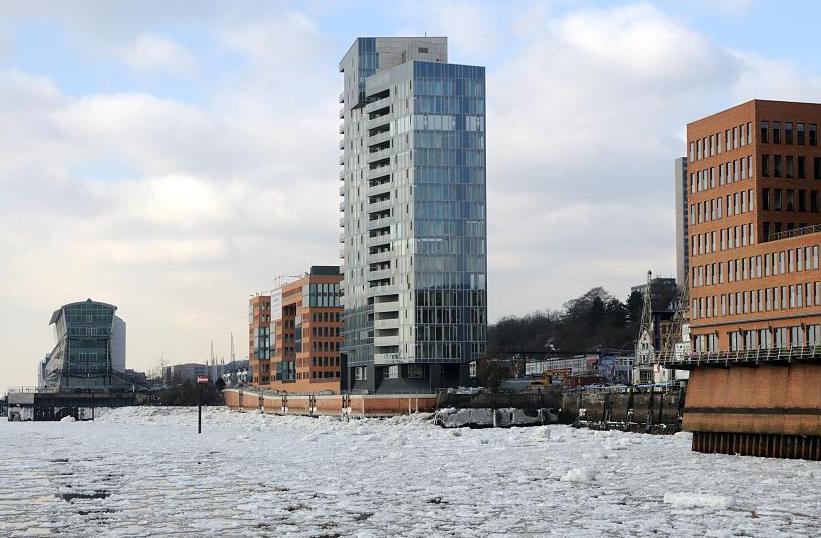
678;100;821;459
687;100;821;352
248;266;343;393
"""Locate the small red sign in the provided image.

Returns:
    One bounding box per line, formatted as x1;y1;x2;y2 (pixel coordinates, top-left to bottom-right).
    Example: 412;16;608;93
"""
196;375;209;384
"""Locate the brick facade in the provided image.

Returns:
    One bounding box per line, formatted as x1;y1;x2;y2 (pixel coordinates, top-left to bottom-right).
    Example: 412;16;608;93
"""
686;100;821;352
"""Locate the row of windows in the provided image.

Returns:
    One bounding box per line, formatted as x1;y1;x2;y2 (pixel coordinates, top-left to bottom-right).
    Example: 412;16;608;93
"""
311;356;341;367
693;325;821;352
691;282;821;320
691;223;756;257
690;122;753;162
690;156;753;193
690;189;754;225
759;121;818;146
311;326;341;337
691;246;820;288
761;188;821;213
310;312;341;323
761;155;821;179
67;327;109;336
310;341;341;352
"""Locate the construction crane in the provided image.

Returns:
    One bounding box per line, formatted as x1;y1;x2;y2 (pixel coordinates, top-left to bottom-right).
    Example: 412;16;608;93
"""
660;283;690;362
634;270;655;384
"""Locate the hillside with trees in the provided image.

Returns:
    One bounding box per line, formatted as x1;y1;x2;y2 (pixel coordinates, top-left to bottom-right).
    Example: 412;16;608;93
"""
488;284;677;354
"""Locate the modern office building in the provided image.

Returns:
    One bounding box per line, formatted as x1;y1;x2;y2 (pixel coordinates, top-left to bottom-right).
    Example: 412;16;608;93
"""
249;266;343;393
338;37;488;393
40;299;126;392
686;100;821;352
675;157;689;286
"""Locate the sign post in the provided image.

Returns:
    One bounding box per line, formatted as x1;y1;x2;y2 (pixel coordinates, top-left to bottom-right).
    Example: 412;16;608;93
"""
196;375;209;433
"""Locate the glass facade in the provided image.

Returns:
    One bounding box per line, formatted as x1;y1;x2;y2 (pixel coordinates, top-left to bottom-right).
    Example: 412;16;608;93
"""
42;300;119;391
411;62;487;361
339;37;487;382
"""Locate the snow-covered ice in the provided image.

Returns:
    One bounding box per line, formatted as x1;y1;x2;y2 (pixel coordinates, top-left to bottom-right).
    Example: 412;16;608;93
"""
1;406;819;537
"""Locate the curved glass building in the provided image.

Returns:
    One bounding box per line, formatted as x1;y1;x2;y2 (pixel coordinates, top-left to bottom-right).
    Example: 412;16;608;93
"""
40;299;126;392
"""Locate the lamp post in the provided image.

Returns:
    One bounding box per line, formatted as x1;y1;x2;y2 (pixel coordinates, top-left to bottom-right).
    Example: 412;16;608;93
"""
196;375;208;433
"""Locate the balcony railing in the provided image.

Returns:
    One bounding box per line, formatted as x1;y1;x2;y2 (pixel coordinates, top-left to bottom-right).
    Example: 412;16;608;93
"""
657;344;821;367
769;223;821;242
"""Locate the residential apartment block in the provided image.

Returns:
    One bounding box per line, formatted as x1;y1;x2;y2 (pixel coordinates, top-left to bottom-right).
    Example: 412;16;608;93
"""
338;37;488;392
248;266;343;393
686;100;821;353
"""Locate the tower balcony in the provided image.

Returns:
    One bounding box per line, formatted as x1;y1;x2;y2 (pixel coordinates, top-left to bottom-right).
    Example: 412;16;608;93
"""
367;199;393;214
367;130;392;147
367;249;392;264
367;148;392;164
367;214;396;231
367;233;391;247
367;181;392;197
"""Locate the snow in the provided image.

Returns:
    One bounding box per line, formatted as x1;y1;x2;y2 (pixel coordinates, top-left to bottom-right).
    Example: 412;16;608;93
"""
663;492;735;510
1;406;820;537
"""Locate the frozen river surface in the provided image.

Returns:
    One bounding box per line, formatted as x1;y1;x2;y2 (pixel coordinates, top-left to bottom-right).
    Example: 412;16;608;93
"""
1;407;819;537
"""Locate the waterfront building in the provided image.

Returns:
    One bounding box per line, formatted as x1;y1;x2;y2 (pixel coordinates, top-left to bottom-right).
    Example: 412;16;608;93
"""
249;266;343;393
675;157;690;286
686;100;821;352
248;293;272;384
339;37;488;392
40;299;126;392
662;100;821;459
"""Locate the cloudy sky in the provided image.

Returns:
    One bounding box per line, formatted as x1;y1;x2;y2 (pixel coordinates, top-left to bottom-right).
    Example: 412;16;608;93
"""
2;0;821;391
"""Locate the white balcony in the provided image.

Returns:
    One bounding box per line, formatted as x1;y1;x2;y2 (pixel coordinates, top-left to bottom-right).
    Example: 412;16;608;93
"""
374;318;399;330
367;268;393;281
364;95;390;114
367;147;392;164
367;233;391;247
367;199;393;214
367;214;395;231
372;300;399;313
367;249;392;264
366;112;391;131
367;164;391;181
368;181;391;197
368;130;392;147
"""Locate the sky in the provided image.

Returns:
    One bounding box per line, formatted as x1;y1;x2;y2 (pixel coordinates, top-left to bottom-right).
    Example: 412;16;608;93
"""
2;0;821;392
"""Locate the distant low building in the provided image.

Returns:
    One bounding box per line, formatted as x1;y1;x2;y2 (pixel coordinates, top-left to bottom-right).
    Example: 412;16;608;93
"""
164;362;224;385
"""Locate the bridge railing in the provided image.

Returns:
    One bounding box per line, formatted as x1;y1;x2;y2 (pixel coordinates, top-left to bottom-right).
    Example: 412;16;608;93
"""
657;345;821;366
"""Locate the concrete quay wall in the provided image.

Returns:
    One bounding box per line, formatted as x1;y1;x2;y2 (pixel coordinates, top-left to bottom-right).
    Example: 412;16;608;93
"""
684;363;821;459
223;389;438;417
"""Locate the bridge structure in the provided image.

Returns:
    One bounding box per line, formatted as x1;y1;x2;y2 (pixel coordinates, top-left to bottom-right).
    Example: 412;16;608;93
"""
657;347;821;460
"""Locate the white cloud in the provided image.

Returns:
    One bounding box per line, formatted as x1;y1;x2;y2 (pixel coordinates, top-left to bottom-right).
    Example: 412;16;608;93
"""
121;34;198;75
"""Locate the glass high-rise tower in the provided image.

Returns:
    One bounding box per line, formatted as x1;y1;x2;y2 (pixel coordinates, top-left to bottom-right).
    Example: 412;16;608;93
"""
339;37;487;392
